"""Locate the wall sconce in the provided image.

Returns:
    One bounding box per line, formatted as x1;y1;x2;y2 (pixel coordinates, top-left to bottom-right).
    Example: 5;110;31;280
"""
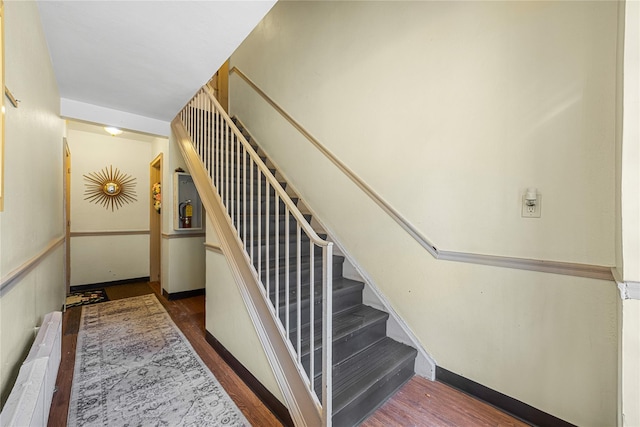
522;187;541;218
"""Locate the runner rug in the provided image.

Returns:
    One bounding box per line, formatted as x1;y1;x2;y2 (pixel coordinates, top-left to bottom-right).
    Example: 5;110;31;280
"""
67;294;249;426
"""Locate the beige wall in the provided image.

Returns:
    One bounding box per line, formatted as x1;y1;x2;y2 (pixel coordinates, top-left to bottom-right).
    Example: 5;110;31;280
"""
161;131;205;295
232;0;617;265
618;2;640;425
66;123;205;294
66;124;158;285
620;0;640;284
229;2;620;425
621;299;640;426
0;1;65;404
204;221;284;404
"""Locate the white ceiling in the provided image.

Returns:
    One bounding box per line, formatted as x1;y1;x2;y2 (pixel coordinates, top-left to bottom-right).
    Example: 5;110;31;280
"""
37;1;276;128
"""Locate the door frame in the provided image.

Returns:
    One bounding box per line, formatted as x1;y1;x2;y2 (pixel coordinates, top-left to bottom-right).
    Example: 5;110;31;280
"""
150;153;163;283
63;139;71;294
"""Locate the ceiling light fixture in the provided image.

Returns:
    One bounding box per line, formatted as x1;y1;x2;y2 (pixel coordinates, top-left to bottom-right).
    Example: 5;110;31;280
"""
104;126;123;136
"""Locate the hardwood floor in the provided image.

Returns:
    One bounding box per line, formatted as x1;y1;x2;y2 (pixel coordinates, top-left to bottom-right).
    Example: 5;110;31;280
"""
49;282;528;427
362;376;529;427
48;281;283;427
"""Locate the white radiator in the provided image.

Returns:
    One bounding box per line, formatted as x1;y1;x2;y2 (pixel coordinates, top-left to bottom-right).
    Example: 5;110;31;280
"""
1;311;62;427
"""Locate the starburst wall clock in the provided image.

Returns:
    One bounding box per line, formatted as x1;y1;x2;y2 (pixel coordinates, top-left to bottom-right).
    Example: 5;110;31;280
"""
83;165;137;211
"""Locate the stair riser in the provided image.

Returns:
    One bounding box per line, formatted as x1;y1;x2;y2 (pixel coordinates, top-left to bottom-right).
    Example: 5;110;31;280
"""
224;160;270;171
245;230;315;247
251;241;320;262
255;267;338;295
276;285;364;330
301;321;387;375
236;201;299;216
235;192;296;203
216;176;283;190
254;258;344;290
242;234;323;261
237;214;312;236
234;202;299;218
331;362;414;427
238;228;309;249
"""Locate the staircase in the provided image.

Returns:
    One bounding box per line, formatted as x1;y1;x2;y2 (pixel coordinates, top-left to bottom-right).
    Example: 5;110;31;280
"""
235;119;418;425
176;89;416;426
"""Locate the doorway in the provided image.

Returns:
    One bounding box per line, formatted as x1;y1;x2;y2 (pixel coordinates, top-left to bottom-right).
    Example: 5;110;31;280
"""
150;154;163;283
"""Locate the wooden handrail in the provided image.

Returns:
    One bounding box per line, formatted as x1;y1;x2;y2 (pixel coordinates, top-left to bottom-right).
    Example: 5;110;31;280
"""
230;66;615;282
201;85;329;248
177;86;334;424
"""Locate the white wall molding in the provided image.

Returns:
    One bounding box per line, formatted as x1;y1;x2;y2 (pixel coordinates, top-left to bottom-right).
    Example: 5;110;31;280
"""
61;98;170;137
162;232;206;239
437;251;614;281
0;236;65;296
71;230;149;237
618;281;640;300
205;243;223;254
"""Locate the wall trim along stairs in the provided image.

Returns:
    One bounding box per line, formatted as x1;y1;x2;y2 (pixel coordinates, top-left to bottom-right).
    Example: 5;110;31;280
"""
70;230;149;237
230;67;615;284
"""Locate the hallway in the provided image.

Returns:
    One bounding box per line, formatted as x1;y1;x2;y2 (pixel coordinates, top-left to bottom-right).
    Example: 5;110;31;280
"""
48;281;528;426
48;282;283;426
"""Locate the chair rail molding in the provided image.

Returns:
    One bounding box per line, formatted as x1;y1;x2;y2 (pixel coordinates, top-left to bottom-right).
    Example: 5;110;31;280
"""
204;243;223;254
230;66;615;283
0;236;64;295
70;230;149;237
162;232;206;239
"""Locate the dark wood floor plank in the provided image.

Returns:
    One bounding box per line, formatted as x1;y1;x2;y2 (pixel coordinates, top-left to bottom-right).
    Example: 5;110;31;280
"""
362;376;529;427
46;334;76;427
63;306;81;336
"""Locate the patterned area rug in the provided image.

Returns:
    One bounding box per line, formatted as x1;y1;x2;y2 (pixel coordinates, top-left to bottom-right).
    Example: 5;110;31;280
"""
67;294;249;426
65;289;109;308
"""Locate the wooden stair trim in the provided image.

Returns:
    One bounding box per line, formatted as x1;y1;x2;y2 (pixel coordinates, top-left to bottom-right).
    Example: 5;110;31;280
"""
172;117;323;427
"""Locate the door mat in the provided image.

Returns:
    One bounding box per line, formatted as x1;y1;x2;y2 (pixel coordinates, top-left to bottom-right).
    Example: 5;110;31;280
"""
65;289;109;308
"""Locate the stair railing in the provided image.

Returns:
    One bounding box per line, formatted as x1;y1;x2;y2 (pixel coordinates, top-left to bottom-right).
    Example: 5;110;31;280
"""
178;87;334;425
